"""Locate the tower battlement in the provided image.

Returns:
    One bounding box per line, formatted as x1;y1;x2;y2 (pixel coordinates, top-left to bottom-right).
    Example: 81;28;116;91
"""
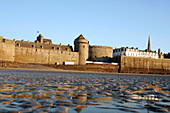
0;36;15;44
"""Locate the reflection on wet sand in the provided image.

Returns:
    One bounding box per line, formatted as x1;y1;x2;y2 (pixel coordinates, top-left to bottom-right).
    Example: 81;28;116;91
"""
0;71;169;113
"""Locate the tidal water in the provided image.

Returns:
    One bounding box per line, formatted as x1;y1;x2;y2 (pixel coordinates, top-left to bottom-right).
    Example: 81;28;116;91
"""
0;69;169;113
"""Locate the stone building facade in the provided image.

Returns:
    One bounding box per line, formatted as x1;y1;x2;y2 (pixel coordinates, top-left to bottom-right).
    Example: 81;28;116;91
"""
113;47;159;59
113;36;164;59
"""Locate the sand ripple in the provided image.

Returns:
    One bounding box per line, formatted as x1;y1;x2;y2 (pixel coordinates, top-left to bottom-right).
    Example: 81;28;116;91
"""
0;71;169;113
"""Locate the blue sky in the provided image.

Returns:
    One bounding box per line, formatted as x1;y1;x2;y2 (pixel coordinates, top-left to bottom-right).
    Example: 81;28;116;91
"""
0;0;169;53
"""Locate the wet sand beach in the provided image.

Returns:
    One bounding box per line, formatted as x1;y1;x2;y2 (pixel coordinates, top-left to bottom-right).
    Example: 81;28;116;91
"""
0;69;169;113
1;67;169;76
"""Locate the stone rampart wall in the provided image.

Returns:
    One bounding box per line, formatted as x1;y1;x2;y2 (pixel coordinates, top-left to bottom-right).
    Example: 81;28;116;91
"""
15;46;79;64
120;56;170;74
15;47;49;64
0;37;15;62
89;46;113;62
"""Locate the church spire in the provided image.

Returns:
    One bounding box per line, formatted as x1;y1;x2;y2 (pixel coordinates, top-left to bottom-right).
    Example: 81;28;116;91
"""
147;35;151;51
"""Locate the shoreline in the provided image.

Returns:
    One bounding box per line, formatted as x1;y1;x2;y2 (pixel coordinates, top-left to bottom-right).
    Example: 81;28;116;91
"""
0;67;169;76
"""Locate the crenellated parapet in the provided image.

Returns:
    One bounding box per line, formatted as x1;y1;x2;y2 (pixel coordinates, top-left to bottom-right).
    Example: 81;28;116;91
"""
90;46;113;49
0;36;15;44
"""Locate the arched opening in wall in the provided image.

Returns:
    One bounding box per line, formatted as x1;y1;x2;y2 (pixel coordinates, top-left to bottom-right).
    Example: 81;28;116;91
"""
17;43;20;46
36;49;37;51
52;47;55;49
66;48;68;51
32;45;35;48
83;45;85;48
40;46;43;48
57;47;60;50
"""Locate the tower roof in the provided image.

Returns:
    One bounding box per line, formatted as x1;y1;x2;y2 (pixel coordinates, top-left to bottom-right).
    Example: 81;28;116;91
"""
74;34;89;44
77;34;85;39
147;35;151;51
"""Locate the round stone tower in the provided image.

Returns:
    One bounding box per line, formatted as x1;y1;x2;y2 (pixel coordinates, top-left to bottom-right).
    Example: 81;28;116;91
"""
74;34;89;65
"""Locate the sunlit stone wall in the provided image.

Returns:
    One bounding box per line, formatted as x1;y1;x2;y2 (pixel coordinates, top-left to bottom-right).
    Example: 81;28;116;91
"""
15;46;79;65
120;56;170;74
0;37;15;62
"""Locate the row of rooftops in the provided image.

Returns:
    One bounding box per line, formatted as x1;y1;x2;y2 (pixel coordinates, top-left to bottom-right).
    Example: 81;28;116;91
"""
15;40;73;51
164;53;170;58
0;35;73;51
14;34;73;51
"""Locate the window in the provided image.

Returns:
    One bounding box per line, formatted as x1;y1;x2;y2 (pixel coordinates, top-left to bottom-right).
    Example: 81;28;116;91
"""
66;48;68;51
32;45;35;47
83;45;85;48
17;43;20;46
57;47;60;50
52;47;55;49
40;46;43;48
